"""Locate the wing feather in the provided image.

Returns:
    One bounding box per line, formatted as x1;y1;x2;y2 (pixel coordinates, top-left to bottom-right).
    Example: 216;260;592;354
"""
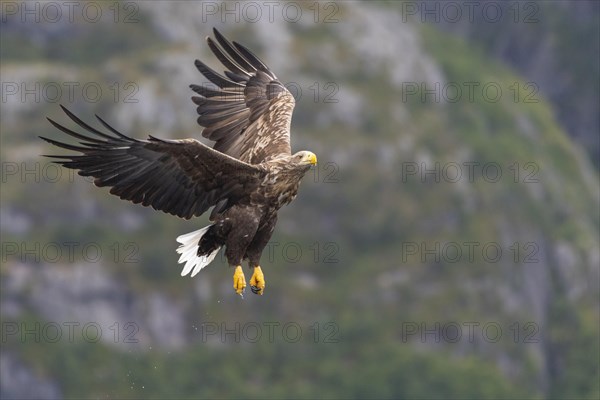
212;29;257;74
232;41;273;75
191;28;294;164
42;107;266;220
194;59;244;88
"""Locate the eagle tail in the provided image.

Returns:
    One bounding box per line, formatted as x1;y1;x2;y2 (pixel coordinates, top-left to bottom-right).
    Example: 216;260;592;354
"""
176;225;220;277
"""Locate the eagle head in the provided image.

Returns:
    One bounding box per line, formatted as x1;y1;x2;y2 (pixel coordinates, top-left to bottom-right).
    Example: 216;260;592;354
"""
293;151;317;166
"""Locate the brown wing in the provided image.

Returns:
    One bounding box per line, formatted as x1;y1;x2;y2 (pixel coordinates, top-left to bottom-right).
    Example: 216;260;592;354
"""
41;106;265;220
191;28;294;165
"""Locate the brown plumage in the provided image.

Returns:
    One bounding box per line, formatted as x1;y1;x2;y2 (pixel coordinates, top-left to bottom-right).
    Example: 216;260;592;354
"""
192;28;294;164
40;28;317;296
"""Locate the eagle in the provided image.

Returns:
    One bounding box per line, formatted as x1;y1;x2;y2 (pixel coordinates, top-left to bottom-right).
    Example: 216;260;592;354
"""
41;28;317;297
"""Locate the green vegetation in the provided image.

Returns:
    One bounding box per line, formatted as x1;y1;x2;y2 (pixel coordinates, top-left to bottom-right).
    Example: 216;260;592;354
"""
6;314;531;399
1;2;598;399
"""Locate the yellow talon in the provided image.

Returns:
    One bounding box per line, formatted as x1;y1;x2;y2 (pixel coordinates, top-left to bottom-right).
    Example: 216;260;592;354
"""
233;265;246;296
250;266;265;295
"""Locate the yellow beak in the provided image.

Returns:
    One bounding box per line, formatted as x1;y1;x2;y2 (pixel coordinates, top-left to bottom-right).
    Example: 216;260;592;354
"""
308;153;317;165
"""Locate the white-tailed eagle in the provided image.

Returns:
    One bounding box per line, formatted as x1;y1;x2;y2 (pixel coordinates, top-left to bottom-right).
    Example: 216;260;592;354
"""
41;28;317;296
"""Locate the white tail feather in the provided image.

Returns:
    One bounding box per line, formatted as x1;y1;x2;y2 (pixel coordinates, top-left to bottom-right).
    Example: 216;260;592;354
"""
176;225;220;277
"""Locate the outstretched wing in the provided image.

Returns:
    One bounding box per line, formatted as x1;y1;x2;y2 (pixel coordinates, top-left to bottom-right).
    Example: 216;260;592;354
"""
41;106;265;220
191;28;295;165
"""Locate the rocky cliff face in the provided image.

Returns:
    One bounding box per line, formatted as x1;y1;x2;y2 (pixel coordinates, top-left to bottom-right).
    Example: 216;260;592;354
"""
1;2;598;398
430;0;600;168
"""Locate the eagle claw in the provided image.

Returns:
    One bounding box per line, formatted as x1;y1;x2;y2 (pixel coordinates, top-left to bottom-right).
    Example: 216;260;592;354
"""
250;266;265;295
233;265;246;296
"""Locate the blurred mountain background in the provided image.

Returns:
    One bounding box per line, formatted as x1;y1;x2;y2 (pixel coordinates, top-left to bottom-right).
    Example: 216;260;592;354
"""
1;1;598;399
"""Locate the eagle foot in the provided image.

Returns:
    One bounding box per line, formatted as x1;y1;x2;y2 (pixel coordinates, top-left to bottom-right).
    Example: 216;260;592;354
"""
250;266;265;295
233;265;246;297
